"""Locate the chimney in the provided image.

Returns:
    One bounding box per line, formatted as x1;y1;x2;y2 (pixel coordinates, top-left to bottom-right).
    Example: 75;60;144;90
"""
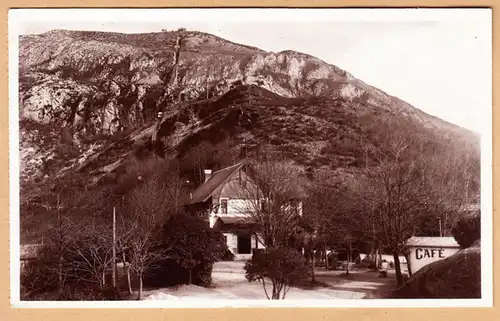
204;169;212;182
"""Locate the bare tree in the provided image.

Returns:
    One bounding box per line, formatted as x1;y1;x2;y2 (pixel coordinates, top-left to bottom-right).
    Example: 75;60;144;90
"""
348;125;443;285
120;159;183;300
38;192;76;293
34;187;116;293
235;159;306;248
67;218;115;288
302;172;340;281
433;139;480;232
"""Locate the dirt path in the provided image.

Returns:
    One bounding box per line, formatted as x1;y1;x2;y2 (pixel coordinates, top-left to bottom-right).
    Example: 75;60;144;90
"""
144;261;399;300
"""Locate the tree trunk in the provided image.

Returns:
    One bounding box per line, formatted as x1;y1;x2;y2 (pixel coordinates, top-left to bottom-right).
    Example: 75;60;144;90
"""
310;251;316;283
58;254;63;292
324;244;329;270
272;283;279;300
368;242;375;261
102;269;106;288
137;272;143;300
123;252;132;294
188;269;192;285
346;240;352;276
392;251;404;286
404;253;412;277
375;247;380;269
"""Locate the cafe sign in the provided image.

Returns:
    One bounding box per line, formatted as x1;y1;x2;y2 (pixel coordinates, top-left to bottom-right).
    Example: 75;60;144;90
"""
406;236;460;274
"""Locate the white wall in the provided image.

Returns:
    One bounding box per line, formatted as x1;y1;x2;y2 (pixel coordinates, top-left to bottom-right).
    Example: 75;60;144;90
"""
226;198;257;214
407;246;460;274
223;233;238;253
223;232;263;255
215;198;303;215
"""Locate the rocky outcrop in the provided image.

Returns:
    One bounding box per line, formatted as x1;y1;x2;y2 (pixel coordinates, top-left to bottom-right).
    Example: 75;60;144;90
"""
19;30;428;135
18;29;479;184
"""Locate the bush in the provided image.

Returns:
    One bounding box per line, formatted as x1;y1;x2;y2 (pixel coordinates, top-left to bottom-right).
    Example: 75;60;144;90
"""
192;261;214;287
145;214;228;287
144;259;189;288
221;249;235;261
21;259;58;299
56;285;123;301
145;258;215;288
21;260;124;301
451;214;480;248
355;257;375;269
244;247;309;299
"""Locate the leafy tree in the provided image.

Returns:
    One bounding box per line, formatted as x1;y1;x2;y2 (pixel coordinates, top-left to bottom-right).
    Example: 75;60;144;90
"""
161;215;227;285
244;247;309;299
451;213;480;248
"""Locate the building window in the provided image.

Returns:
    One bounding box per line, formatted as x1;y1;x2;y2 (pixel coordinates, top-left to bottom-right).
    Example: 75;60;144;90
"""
220;199;228;214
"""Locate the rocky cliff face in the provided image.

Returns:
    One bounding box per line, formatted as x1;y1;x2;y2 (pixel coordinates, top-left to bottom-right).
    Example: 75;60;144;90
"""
18;29;479;186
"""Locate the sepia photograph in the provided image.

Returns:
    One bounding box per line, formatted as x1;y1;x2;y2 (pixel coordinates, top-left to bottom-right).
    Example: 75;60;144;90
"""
8;8;492;307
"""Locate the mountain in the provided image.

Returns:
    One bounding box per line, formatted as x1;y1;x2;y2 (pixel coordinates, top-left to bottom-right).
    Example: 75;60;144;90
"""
18;29;479;193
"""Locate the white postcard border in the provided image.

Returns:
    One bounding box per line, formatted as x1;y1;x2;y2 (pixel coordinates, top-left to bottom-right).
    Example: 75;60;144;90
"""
8;8;493;308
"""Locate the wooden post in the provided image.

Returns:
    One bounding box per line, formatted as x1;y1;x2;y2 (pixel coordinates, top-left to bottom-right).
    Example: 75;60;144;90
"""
112;206;116;288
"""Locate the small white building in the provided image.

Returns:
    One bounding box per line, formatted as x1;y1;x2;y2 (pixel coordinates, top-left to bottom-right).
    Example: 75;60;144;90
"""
406;236;460;274
185;162;303;260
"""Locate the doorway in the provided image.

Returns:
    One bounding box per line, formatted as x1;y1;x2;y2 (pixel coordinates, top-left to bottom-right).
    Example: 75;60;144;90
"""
237;234;252;254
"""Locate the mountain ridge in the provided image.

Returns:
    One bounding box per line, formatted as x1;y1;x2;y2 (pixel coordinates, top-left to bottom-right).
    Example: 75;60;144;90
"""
18;28;479;189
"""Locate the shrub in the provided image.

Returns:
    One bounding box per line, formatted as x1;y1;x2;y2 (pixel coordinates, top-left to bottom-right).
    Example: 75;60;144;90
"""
451;214;480;248
145;214;228;287
56;284;123;301
244;247;309;299
327;253;339;270
144;258;189;288
20;259;59;299
221;249;235;261
192;261;214;287
163;215;227;284
21;258;124;301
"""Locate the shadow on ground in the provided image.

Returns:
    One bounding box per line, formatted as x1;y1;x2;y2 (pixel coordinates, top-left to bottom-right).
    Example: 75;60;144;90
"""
294;269;399;298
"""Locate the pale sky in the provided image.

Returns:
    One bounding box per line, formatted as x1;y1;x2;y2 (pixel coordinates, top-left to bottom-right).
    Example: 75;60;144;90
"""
11;8;492;133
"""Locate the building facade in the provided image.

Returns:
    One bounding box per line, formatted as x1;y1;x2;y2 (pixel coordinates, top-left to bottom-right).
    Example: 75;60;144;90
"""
185;162;303;260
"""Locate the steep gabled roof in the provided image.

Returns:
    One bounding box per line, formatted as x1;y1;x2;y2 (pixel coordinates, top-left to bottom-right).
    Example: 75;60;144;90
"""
187;162;245;204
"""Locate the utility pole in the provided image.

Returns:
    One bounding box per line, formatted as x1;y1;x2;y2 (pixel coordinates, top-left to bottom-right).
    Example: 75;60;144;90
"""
112;206;116;288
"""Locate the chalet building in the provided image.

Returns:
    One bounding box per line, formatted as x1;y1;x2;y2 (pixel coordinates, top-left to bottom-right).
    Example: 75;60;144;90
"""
185;162;304;260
